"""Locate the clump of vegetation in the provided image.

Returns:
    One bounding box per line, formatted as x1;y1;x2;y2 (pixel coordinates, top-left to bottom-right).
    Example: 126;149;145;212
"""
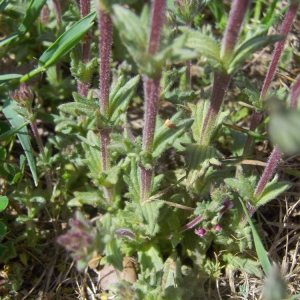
0;0;300;299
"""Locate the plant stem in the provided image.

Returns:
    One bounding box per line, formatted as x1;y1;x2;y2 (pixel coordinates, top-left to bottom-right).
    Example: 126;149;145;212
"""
52;0;62;34
200;0;250;144
30;121;52;192
243;1;299;155
220;0;251;64
260;1;299;101
140;0;166;201
199;71;231;144
290;74;300;108
254;145;282;198
97;7;113;202
77;0;91;97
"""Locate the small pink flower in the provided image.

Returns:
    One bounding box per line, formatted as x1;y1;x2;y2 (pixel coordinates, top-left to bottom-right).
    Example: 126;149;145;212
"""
214;225;222;231
194;228;206;237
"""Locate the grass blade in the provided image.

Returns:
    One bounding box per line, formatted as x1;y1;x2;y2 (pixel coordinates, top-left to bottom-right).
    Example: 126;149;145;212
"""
239;197;271;276
0;121;29;143
39;11;96;68
3;98;38;186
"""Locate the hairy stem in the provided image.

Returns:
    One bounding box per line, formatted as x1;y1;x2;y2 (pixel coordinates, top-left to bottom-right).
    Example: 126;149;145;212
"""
200;71;231;144
140;0;166;201
52;0;62;34
97;8;113;202
254;146;282;198
220;0;251;64
77;0;91;97
260;1;299;101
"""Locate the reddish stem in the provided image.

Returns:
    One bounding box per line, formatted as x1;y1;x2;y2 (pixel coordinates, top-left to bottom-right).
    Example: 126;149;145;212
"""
290;74;300;108
260;2;299;101
97;8;113;202
254;146;282;198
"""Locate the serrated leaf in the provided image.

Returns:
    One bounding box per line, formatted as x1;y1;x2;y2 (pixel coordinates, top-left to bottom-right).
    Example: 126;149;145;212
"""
152;112;193;158
225;173;255;202
3;99;38;186
68;191;107;209
138;244;164;272
39;11;96;68
81;131;102;179
162;254;182;290
105;239;123;271
228;34;285;74
58;101;98;117
123;158;141;202
142;201;164;236
109;75;140;122
184;144;223;188
179;26;221;69
255;176;291;207
224;253;262;278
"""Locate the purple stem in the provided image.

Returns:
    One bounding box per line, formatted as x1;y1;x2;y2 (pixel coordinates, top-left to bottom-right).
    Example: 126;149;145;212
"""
30;121;52;192
52;0;62;34
200;0;250;144
200;71;231;144
220;0;251;62
140;0;166;201
254;145;282;198
98;8;113;202
243;1;299;155
77;0;91;97
290;74;300;108
260;1;299;101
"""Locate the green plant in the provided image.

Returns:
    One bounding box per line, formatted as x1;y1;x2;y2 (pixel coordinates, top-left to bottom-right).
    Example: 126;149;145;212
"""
0;0;300;298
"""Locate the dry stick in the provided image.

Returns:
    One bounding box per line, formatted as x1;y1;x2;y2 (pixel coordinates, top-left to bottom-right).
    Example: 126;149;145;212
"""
199;0;250;144
140;0;166;201
98;9;113;202
243;0;300;156
77;0;91;97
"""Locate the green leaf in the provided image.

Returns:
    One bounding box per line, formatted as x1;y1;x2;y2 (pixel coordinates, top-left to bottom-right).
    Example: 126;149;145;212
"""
105;239;123;271
153;112;193;158
18;0;46;33
81;131;102;179
184;144;223;188
0;33;19;47
228;34;285;74
68;191;107;209
223;253;262;278
179;27;221;69
0;121;29;143
0;74;23;83
255;175;291;207
3;99;38;186
138;244;164;272
162;254;182;290
112;5;148;62
109;75;140;122
239;198;271;276
0;196;8;212
142;201;164;237
39;11;96;68
0;241;17;262
225;173;255;202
